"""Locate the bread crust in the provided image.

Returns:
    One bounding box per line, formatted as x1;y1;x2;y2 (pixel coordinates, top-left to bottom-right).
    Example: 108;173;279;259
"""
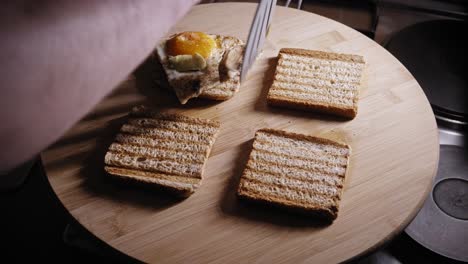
130;105;220;127
105;166;200;197
256;128;349;149
279;48;365;63
267;96;357;118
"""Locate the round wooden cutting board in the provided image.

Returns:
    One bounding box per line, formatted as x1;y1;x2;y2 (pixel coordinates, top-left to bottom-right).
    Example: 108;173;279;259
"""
42;3;439;263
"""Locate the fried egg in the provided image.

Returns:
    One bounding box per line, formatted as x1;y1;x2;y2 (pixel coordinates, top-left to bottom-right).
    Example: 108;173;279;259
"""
165;31;217;59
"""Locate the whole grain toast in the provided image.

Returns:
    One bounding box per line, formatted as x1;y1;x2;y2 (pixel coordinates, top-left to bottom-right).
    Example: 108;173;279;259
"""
267;48;365;119
104;105;220;196
237;128;351;221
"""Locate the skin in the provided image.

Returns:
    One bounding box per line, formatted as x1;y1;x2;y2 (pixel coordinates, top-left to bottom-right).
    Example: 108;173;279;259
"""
0;0;198;172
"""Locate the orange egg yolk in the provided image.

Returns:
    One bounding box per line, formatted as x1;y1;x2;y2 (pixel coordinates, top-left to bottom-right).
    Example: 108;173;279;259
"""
166;32;216;59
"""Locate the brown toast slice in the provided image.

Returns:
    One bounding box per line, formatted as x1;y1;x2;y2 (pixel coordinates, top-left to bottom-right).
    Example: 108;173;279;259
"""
104;105;220;196
237;128;351;221
267;48;365;119
155;34;244;104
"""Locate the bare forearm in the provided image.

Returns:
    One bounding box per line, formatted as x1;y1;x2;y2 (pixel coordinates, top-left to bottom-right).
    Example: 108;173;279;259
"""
0;0;197;171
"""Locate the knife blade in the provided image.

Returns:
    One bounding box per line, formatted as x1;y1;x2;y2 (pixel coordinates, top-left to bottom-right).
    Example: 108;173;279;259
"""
240;0;277;83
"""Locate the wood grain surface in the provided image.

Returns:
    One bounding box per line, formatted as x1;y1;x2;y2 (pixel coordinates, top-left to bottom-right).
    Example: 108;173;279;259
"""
41;3;439;263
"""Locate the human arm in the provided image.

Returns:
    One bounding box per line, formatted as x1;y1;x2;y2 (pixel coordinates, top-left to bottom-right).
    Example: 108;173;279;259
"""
0;0;198;171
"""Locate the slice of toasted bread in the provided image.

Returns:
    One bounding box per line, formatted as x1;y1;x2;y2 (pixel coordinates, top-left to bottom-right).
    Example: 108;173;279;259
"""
237;128;350;221
104;105;220;196
155;34;244;104
267;48;365;119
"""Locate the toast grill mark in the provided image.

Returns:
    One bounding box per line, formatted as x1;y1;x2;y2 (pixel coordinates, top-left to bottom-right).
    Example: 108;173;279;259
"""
108;143;207;164
104;106;220;196
244;164;345;187
267;48;365;118
114;134;211;154
105;152;204;178
238;129;350;221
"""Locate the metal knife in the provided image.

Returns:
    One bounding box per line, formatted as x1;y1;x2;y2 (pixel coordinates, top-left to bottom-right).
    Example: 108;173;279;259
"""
240;0;277;82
